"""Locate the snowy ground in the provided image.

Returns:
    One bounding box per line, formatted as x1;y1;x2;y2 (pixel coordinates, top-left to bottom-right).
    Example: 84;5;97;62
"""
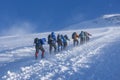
0;27;120;80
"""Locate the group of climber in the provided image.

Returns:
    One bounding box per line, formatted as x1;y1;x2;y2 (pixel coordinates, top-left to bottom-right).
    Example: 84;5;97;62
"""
34;31;91;59
72;31;92;46
48;32;70;54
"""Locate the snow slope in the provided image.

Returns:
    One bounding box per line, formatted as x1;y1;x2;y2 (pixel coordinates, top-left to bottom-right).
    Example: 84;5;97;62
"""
0;26;120;80
66;14;120;30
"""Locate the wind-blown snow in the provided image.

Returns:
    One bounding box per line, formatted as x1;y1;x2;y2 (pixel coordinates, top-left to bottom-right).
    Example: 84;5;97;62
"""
0;27;120;80
103;14;120;19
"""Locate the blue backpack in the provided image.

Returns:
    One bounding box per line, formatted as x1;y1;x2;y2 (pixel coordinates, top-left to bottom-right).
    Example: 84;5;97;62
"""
39;38;46;45
61;35;66;43
51;32;56;42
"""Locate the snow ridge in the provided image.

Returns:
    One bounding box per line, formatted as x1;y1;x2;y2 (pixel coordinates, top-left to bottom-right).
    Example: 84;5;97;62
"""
103;14;120;19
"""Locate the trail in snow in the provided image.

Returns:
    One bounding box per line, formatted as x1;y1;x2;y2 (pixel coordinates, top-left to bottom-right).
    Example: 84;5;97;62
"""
0;27;120;80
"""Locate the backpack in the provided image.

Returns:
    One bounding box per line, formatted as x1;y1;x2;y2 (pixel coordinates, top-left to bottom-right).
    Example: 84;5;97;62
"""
48;34;56;44
61;35;66;42
72;32;76;39
79;31;85;38
51;32;56;41
34;38;39;44
40;38;46;45
48;34;51;44
64;35;68;40
57;34;62;42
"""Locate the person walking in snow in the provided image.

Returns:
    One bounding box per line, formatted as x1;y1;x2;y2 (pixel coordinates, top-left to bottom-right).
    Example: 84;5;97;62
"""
79;31;85;44
72;32;79;46
57;34;63;52
84;31;92;42
61;34;70;49
79;31;92;44
48;32;57;54
34;38;46;59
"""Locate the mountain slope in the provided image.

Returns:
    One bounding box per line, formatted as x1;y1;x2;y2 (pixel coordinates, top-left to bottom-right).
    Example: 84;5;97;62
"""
66;14;120;30
0;27;120;80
